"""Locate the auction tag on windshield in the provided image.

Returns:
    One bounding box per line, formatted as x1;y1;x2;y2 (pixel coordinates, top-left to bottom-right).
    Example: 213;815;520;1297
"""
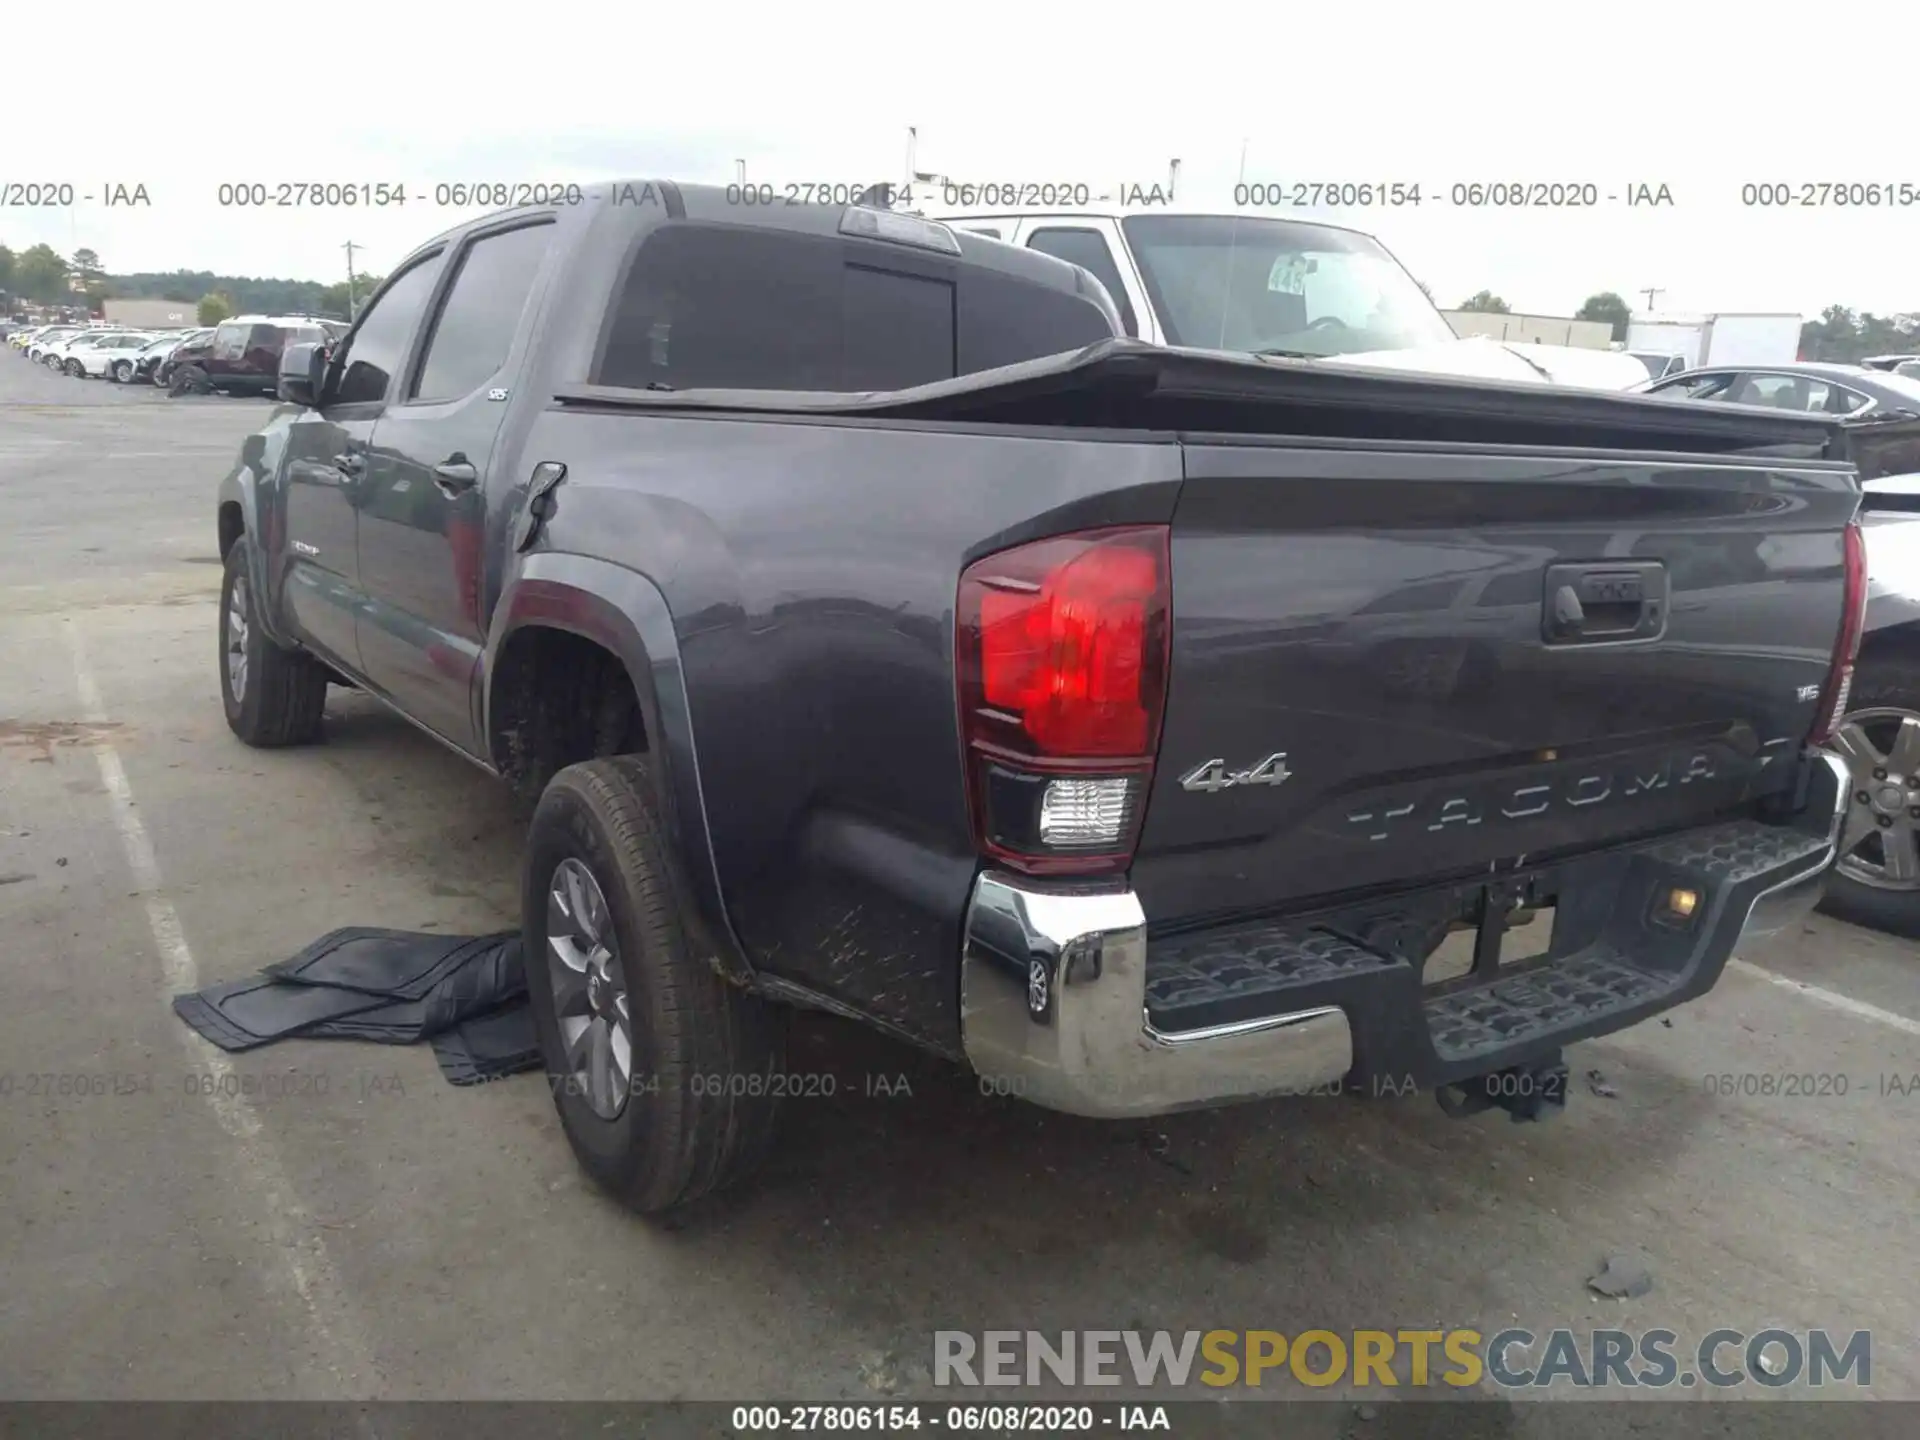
1267;256;1309;293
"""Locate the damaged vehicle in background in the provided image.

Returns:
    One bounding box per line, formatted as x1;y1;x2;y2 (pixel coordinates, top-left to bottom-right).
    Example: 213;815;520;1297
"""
926;204;1653;390
168;316;343;396
126;329;208;384
215;185;1866;1215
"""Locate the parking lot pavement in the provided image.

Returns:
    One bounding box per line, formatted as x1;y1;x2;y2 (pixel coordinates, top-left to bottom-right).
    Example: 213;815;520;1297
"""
2;360;1917;1412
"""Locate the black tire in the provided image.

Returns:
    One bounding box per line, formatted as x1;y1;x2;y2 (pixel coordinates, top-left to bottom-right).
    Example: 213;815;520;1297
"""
64;359;82;376
523;756;785;1214
170;363;210;397
112;360;132;383
218;543;328;746
1819;652;1920;940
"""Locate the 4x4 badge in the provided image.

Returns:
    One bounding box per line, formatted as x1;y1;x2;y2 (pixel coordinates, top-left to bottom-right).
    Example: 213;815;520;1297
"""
1181;753;1292;793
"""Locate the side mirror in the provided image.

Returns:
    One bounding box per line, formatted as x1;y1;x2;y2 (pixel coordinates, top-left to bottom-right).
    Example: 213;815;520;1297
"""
278;341;326;407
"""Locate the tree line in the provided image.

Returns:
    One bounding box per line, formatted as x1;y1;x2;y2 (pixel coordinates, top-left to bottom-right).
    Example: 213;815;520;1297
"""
1455;289;1918;364
0;242;379;326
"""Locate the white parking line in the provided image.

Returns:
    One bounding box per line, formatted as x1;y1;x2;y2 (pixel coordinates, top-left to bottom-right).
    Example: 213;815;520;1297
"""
1727;957;1920;1038
61;618;381;1396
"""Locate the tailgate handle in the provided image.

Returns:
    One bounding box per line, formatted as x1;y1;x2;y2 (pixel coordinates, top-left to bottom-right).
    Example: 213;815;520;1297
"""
1542;562;1667;644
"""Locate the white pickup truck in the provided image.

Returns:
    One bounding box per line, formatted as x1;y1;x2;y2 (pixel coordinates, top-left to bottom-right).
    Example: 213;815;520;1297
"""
921;203;1651;390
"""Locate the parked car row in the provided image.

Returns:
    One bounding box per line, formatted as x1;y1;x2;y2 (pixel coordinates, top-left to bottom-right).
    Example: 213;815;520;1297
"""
8;315;346;395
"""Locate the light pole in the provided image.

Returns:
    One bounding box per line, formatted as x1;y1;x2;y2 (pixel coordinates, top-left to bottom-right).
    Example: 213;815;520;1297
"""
1638;286;1664;312
343;240;364;319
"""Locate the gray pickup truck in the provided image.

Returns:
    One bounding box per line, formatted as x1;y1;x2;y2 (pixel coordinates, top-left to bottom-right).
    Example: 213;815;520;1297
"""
218;183;1864;1213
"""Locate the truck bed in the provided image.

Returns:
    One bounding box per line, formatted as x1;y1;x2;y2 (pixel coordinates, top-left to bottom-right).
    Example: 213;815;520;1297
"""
529;338;1860;1055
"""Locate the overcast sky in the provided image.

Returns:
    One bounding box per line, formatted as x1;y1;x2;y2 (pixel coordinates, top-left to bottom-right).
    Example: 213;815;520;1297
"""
8;2;1920;319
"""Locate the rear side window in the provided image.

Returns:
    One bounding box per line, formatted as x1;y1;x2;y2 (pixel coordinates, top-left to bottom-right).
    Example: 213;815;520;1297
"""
411;222;554;402
595;222;1114;391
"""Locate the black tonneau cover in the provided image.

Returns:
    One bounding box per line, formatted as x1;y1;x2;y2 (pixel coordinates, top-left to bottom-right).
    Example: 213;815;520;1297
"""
554;338;1855;459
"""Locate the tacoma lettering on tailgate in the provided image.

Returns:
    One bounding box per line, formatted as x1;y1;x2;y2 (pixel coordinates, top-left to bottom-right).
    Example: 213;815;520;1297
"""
1344;739;1794;843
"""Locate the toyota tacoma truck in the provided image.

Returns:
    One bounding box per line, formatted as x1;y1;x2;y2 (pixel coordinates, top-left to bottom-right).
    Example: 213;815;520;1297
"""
217;182;1863;1214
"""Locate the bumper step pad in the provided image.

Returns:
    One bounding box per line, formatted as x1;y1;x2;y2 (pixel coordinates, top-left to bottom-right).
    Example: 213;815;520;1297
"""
1424;947;1666;1064
1145;926;1403;1019
1141;814;1835;1087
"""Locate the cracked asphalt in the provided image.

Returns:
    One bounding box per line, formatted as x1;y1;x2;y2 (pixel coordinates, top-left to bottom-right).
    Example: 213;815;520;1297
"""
0;351;1916;1429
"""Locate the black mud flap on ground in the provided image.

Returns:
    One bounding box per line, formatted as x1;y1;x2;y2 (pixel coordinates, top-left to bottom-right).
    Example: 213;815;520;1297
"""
171;928;542;1086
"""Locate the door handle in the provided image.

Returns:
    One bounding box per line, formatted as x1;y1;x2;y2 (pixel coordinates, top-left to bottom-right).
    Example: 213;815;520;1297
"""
433;460;479;496
1541;561;1668;644
332;451;365;478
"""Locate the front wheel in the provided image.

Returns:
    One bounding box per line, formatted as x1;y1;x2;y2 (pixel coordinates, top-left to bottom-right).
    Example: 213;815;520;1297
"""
64;359;81;376
218;543;328;746
523;757;786;1214
1822;653;1920;939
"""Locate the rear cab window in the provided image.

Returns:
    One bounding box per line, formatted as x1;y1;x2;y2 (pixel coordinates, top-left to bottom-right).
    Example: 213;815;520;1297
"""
592;221;1116;392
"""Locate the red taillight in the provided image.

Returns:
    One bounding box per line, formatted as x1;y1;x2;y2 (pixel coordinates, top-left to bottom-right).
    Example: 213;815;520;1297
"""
958;526;1170;874
1809;520;1869;745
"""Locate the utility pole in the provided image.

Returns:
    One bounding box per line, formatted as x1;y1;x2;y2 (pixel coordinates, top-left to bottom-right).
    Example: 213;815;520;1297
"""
735;158;747;185
1168;157;1181;201
1638;286;1664;313
342;240;363;319
1237;138;1249;186
905;126;918;191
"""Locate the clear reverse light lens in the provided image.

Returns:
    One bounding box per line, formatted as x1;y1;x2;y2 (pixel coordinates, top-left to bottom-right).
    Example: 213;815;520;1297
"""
1039;777;1134;849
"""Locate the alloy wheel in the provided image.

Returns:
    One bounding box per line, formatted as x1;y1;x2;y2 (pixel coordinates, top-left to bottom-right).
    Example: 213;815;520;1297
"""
546;857;634;1120
1830;706;1920;890
225;572;250;701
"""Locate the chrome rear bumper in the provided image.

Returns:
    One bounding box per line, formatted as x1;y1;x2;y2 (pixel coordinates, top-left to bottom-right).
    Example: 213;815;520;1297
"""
959;752;1850;1120
960;876;1352;1118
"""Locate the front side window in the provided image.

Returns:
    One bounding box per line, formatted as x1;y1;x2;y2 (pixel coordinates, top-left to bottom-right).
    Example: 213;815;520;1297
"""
1120;214;1457;356
1656;372;1739;401
330;254;445;406
211;323;248;360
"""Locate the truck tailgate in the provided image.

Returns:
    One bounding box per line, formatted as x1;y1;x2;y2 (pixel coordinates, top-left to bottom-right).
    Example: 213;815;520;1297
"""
1133;440;1858;926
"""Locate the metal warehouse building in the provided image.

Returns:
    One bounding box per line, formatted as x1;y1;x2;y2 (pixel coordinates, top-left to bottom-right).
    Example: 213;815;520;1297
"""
100;298;199;328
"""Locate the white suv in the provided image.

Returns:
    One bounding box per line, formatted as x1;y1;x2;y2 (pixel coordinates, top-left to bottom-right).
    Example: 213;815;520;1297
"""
47;332;136;374
72;332;155;378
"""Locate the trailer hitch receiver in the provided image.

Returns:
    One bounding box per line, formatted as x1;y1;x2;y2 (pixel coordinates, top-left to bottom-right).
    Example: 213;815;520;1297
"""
1436;1050;1569;1123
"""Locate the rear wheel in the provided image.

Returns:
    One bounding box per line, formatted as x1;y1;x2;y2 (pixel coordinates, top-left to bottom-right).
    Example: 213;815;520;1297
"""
1822;654;1920;939
523;756;786;1214
112;360;133;383
64;359;82;377
219;543;328;746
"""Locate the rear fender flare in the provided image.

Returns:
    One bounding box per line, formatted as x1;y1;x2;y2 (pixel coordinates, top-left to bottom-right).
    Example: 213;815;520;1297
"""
484;552;752;982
